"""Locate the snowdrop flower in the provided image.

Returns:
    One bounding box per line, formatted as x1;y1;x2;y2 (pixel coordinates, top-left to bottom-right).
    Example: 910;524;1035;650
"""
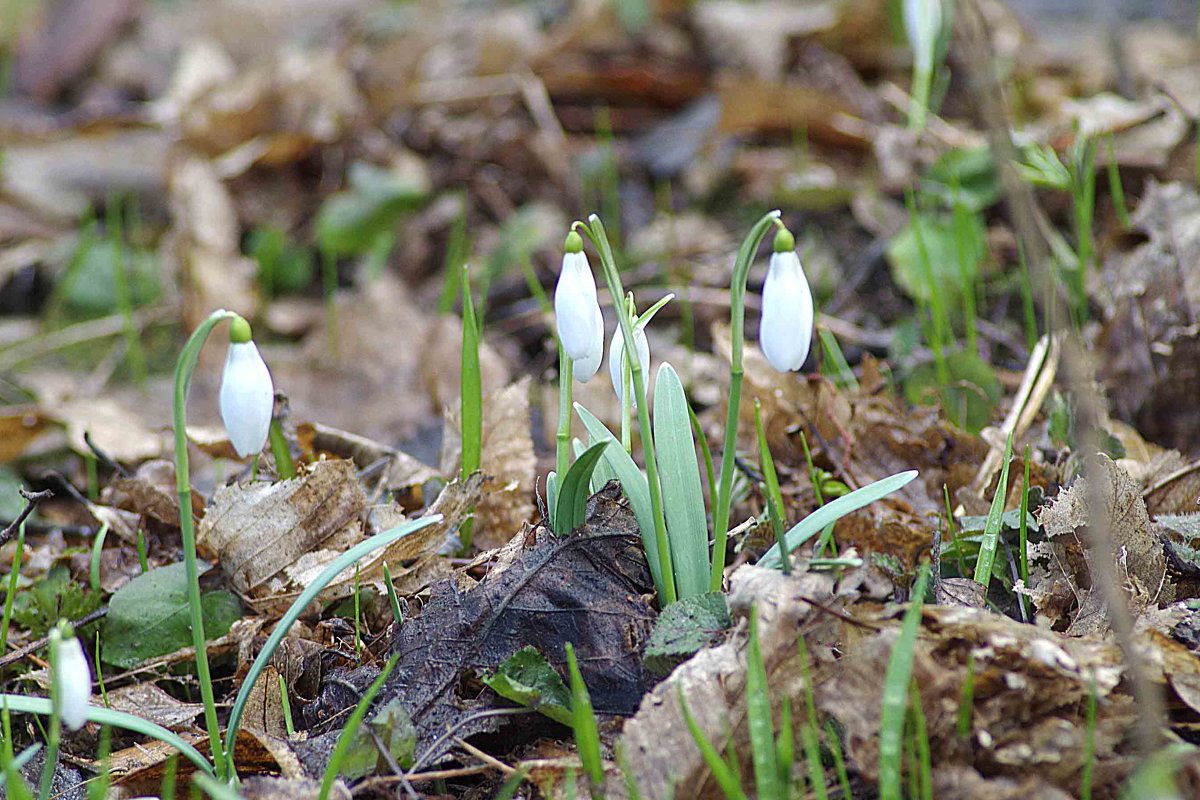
51;624;91;731
903;0;942;74
555;231;605;382
759;227;813;373
219;316;274;458
609;324;650;409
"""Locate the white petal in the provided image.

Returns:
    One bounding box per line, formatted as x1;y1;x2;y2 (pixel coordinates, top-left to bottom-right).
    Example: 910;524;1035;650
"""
608;326;650;407
759;250;814;373
56;635;92;731
555;251;603;361
903;0;941;70
219;341;275;458
572;304;604;382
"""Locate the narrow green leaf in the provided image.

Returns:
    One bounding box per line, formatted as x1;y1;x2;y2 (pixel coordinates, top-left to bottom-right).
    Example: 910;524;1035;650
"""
553;441;610;535
0;695;213;776
223;516;441;774
575;404;660;593
878;564;930;800
565;643;604;797
679;688;748;800
746;606;780;800
755;399;789;573
319;655;399;800
972;433;1014;587
758;471;919;569
652;363;710;599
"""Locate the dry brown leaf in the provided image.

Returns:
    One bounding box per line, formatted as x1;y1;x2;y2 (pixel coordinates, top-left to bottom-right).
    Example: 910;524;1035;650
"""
106;682;203;731
198;458;367;598
1033;454;1175;634
240;663;290;739
166;155;259;330
104;458;201;528
0;408;50;463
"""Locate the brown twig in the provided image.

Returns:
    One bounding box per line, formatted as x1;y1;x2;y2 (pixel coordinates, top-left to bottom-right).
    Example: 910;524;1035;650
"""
0;606;109;668
958;0;1167;759
0;488;53;548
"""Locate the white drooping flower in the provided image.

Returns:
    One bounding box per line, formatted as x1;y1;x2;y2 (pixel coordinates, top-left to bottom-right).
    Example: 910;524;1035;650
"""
555;231;605;381
608;324;650;409
219;317;274;458
903;0;942;75
759;227;814;373
572;302;605;382
52;625;92;731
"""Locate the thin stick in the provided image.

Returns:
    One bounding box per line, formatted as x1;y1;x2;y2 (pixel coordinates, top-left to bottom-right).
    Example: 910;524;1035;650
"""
0;489;52;548
959;0;1166;759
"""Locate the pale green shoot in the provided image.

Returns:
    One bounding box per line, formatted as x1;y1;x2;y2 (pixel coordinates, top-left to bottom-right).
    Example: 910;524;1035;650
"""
878;563;930;800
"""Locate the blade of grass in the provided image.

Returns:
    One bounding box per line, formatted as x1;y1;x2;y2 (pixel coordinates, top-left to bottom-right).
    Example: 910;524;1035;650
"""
825;721;852;800
796;635;828;800
878;563;930;800
775;696;794;792
1106;137;1131;229
318;654;398;800
746;606;780;800
382;561;403;626
1018;445;1032;619
89;523;109;592
494;766;530;800
223;516;441;775
972;432;1014;588
1;523;25;654
817;327;858;392
755;400;790;574
679;688;748;800
565;642;604;798
910;677;933;800
460;263;482;551
758;471;919;569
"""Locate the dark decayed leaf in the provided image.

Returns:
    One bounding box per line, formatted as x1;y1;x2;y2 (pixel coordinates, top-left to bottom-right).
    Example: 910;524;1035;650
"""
294;484;657;775
102;561;242;668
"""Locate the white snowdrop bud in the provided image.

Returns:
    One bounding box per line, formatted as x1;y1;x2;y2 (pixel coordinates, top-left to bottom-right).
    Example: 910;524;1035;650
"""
904;0;942;74
608;325;650;409
759;227;814;373
219;316;274;458
52;624;91;732
555;232;605;368
572;302;605;382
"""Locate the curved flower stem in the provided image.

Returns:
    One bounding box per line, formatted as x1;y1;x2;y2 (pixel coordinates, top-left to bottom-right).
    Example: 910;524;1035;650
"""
710;210;781;592
173;308;237;780
579;216;676;605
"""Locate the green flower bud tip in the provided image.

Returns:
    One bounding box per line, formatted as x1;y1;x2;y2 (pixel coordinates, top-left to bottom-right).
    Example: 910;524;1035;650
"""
564;230;584;254
773;227;795;253
229;315;253;344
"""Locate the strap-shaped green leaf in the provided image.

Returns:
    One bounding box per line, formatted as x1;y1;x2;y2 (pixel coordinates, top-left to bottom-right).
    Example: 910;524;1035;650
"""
758;471;919;569
553;441;610;535
574;404;662;595
652;363;710;600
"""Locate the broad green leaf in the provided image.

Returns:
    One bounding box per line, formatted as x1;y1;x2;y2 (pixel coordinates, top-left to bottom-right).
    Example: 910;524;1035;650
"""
922;147;999;212
903;348;1001;434
758;471;919;569
652;363;709;599
63;240;160;315
102;562;241;669
482;646;573;725
886;210;984;305
246;226;315;295
644;592;731;675
575;404;660;595
339;698;416;778
315;161;428;256
552;441;610;535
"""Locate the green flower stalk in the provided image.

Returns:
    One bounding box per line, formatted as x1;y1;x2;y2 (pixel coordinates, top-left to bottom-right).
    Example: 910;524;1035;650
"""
174;309;273;779
711;210;783;591
575;215;677;604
